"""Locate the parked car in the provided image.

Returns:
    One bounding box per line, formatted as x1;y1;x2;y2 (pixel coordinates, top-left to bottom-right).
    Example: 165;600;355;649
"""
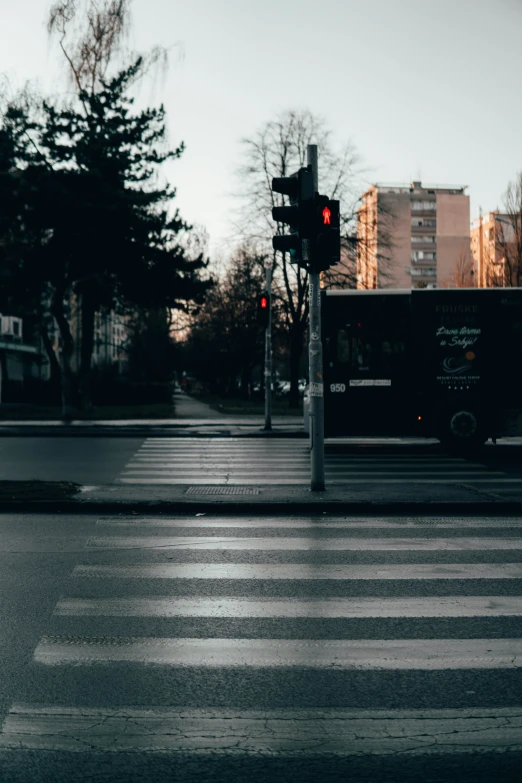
275;379;308;398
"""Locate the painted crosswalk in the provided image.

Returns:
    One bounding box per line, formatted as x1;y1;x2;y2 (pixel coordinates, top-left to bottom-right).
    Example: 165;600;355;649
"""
114;437;519;488
2;514;522;769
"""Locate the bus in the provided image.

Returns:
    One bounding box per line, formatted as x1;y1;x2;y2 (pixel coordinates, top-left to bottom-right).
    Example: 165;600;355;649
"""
322;287;522;450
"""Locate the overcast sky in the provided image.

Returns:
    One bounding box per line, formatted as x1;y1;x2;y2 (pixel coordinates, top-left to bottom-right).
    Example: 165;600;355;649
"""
1;0;522;256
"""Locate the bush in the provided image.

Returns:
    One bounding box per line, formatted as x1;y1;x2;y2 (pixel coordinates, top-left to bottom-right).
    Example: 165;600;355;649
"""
91;373;173;405
2;377;61;405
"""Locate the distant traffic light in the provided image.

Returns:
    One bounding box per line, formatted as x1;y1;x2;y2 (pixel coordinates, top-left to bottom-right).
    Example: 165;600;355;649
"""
311;196;341;273
271;166;314;266
258;290;270;329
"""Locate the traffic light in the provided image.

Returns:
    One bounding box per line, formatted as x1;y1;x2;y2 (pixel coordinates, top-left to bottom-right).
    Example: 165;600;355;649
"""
311;196;341;273
257;290;270;329
271;166;314;265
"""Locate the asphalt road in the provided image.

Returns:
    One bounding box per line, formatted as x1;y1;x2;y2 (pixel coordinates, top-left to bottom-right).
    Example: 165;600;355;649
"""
2;436;522;499
0;437;143;484
0;511;521;782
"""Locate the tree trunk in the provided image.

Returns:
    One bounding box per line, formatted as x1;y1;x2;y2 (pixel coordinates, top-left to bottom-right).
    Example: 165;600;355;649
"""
78;291;95;411
39;324;62;383
51;290;75;420
240;365;252;400
289;323;305;409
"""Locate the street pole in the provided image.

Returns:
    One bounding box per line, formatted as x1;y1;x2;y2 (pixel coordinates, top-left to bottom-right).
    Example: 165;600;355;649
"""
307;144;325;491
263;256;273;431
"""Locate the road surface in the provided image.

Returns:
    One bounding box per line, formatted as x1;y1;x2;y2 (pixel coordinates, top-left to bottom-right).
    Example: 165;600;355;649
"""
0;511;521;781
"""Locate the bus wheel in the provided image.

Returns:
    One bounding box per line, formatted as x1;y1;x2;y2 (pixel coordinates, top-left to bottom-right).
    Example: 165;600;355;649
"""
438;409;487;454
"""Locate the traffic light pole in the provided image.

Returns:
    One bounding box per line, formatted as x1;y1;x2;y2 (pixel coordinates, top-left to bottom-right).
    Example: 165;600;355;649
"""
263;257;273;431
307;144;325;491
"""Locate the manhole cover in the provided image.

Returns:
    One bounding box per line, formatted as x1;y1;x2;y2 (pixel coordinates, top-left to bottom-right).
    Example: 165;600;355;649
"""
185;487;260;495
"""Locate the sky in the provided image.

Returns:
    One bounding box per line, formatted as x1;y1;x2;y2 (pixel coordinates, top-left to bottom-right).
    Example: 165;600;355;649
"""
1;0;522;257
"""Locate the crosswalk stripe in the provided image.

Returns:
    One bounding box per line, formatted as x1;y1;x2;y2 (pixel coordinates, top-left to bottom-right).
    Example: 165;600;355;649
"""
53;595;522;618
7;510;522;764
119;469;503;477
86;535;522;550
116;477;313;484
116;476;522;484
130;459;485;467
94;517;522;528
33;636;522;669
2;705;521;755
72;562;522;580
114;436;517;489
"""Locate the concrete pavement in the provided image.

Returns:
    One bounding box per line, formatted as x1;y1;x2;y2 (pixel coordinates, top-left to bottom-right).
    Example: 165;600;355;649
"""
1;511;522;781
1;389;521;514
1;480;521;515
0;390;304;437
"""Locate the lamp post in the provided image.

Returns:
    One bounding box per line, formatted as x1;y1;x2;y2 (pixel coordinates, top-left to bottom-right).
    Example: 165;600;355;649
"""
263;256;273;431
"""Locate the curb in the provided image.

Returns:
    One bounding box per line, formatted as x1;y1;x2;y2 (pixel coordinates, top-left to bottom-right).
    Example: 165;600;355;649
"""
1;500;521;515
0;427;307;438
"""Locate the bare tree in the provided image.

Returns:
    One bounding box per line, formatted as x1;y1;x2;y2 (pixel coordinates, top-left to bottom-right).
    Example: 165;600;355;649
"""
47;0;168;97
446;246;475;288
496;172;522;287
234;109;362;407
352;186;400;290
184;243;268;397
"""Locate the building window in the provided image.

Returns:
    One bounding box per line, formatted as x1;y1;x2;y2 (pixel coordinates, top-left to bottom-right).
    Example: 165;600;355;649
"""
411;236;435;243
411;201;436;211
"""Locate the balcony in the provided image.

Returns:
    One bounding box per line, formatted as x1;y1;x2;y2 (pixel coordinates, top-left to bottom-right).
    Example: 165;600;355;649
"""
411;223;436;234
408;267;437;277
411;252;437;264
411;200;436;212
411;239;437;250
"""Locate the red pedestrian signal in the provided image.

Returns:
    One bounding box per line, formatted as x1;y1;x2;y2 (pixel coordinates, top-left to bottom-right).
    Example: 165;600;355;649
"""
257;291;270;328
312;196;340;272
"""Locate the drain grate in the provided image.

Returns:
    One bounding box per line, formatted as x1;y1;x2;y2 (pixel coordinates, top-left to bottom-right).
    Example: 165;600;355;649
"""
186;486;260;495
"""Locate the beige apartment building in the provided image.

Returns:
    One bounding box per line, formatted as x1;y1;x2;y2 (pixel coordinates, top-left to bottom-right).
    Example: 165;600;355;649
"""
357;181;471;289
470;211;518;287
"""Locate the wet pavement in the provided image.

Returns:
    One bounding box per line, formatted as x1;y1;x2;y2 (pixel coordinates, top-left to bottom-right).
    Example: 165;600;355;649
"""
0;511;521;782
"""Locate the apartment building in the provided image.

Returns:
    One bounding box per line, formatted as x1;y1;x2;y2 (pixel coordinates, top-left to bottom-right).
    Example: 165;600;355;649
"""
357;181;471;289
0;313;40;402
470;211;519;287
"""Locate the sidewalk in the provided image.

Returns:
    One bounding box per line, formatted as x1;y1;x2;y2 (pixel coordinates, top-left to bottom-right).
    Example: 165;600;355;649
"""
0;390;305;437
1;479;521;515
1;390;521;514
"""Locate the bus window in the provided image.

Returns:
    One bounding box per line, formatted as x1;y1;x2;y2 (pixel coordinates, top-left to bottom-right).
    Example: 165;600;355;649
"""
337;329;350;364
352;336;371;372
334;327;406;379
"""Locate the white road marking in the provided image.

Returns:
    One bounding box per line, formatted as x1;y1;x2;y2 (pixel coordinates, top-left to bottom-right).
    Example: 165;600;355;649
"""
116;477;522;484
54;595;522;618
116;436;515;486
94;517;522;529
33;636;522;669
120;469;503;477
86;536;522;550
73;562;522;580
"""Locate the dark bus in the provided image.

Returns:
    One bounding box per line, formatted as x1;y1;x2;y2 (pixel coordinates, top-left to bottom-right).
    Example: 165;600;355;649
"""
322;288;522;450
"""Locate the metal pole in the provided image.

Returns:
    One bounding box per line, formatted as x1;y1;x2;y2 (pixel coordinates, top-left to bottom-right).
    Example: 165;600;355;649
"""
263;257;273;431
307;144;325;491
